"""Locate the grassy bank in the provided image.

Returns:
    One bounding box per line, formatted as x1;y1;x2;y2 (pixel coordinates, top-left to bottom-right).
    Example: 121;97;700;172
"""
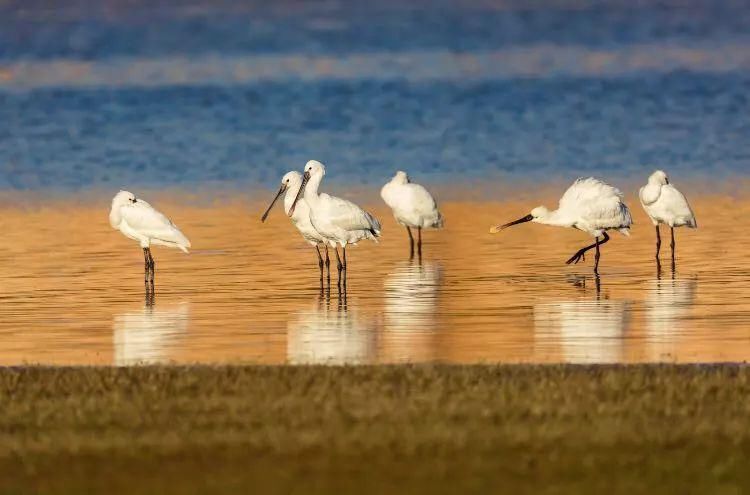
0;365;748;494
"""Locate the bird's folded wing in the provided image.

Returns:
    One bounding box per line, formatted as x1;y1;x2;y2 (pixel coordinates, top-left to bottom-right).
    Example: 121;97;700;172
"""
324;195;381;233
121;202;191;246
404;184;439;214
661;185;696;222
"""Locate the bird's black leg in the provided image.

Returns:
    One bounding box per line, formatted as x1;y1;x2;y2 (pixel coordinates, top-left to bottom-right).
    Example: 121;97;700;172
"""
324;245;331;287
406;227;414;260
147;248;155;289
315;245;324;284
334;247;343;290
342;246;348;289
417;227;423;261
655;225;662;273
566;232;610;265
593;236;601;275
670;227;676;272
143;248;150;287
655;226;662;259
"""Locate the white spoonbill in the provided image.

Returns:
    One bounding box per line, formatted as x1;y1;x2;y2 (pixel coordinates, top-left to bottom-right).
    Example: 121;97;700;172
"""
290;160;381;287
381;170;444;259
109;190;191;288
490;178;632;274
639;170;697;268
261;171;331;283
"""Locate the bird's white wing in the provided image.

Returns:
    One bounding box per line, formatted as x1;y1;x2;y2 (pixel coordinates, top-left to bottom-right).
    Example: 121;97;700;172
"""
321;194;381;234
639;184;661;206
403;183;443;227
560;178;632;229
121;201;191;248
660;184;697;227
404;183;438;214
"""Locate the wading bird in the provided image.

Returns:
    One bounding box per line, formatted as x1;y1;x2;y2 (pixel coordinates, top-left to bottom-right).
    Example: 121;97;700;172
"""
639;170;697;269
109;190;191;288
290;160;381;288
490;178;632;274
381;171;444;259
262;171;330;283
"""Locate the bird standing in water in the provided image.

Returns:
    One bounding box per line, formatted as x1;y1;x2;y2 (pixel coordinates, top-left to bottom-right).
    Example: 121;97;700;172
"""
290;160;381;289
109;190;191;290
262;171;330;284
639;170;697;271
490;178;632;275
381;171;444;260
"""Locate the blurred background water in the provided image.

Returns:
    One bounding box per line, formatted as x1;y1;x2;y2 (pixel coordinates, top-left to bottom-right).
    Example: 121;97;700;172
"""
0;0;749;192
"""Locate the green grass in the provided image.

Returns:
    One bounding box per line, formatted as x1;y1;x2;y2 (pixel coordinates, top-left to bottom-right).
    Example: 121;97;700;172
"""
0;365;748;494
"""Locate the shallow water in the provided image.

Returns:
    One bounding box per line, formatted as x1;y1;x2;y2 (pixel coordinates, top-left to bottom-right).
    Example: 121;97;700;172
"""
1;194;748;365
1;1;749;364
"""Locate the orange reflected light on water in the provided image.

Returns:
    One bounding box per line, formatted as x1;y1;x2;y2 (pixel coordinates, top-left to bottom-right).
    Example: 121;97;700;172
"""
0;192;748;365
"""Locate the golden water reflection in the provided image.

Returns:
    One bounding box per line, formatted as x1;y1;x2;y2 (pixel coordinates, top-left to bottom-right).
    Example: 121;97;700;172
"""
113;303;189;365
0;193;749;365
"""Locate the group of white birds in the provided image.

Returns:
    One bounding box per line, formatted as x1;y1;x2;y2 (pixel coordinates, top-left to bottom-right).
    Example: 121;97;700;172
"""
491;169;697;273
109;164;695;289
260;160;444;287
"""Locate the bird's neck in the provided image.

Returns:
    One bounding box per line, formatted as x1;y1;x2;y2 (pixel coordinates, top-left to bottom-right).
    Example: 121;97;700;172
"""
303;173;323;206
536;209;573;228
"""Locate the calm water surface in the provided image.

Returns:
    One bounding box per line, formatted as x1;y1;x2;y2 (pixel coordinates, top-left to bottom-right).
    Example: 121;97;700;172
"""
1;1;750;364
0;194;748;365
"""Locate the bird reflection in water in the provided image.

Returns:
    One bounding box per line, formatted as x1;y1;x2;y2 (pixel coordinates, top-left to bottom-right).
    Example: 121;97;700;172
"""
287;292;376;365
534;279;631;364
382;261;442;362
644;275;697;361
113;303;189;366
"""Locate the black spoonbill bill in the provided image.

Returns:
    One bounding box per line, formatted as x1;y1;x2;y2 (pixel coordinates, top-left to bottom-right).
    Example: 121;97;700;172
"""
290;160;381;288
262;171;330;284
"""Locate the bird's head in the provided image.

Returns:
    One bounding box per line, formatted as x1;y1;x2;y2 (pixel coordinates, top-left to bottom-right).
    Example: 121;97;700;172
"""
113;190;137;207
489;206;548;234
110;190;137;228
289;160;325;217
393;171;409;184
530;206;550;219
261;172;303;222
282;171;303;190
304;160;326;179
648;170;669;185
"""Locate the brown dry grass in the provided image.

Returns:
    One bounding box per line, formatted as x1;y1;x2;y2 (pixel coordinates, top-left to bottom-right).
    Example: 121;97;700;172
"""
0;365;748;494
